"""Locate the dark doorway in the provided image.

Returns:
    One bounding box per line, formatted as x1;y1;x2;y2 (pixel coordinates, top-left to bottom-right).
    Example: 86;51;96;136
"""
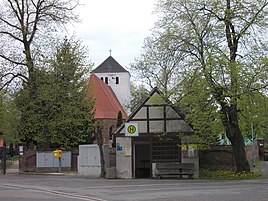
135;144;151;178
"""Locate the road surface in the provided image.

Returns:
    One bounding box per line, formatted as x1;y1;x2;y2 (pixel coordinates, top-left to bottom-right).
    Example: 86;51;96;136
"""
1;173;268;201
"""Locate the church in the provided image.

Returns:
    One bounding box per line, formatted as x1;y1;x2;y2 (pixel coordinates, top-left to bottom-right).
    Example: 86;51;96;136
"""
87;55;130;146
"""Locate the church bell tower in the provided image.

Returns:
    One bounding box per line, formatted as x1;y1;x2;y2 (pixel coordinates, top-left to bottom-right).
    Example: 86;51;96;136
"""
91;55;131;114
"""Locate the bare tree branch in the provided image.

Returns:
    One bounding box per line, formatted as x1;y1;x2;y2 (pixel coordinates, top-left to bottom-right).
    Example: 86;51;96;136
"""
0;0;79;92
0;31;23;42
0;72;28;91
0;54;27;66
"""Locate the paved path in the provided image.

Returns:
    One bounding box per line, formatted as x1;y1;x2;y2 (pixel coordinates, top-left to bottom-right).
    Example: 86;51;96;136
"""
6;160;19;174
260;161;268;178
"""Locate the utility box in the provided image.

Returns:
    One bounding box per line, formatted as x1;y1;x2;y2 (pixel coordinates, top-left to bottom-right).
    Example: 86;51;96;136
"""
36;151;71;172
53;150;62;158
78;144;109;177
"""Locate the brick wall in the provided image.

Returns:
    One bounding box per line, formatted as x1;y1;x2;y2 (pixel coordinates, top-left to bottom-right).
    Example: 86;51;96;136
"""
199;145;259;170
199;145;235;170
245;145;259;163
71;148;79;171
97;118;117;145
19;149;36;172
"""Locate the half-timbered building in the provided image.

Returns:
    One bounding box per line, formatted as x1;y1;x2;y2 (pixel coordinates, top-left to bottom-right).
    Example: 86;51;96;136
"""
115;87;199;178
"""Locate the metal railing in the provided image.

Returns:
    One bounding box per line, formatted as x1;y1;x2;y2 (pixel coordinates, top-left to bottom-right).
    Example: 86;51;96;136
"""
0;147;18;175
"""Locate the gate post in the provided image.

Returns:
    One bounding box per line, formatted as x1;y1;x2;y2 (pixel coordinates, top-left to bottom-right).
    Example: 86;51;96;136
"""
2;146;6;175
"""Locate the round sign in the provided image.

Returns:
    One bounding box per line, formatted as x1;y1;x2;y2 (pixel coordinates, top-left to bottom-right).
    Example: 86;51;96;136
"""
127;125;136;134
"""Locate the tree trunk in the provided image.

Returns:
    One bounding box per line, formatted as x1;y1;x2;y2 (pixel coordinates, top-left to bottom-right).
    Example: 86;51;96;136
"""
24;42;37;99
98;144;106;177
222;104;250;172
96;123;106;177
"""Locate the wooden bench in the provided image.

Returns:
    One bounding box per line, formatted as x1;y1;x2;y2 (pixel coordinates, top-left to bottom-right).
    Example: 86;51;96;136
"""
155;162;195;179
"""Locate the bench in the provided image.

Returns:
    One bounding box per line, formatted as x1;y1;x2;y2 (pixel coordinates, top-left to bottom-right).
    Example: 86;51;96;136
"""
155;162;195;179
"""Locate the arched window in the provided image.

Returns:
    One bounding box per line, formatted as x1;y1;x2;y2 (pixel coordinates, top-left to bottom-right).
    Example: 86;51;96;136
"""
100;77;104;81
116;77;119;84
109;126;113;140
105;77;108;84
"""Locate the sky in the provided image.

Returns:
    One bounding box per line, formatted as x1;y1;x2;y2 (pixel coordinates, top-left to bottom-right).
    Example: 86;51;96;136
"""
68;0;158;70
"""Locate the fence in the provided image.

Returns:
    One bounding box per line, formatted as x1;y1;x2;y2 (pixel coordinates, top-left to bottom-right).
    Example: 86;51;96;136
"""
0;146;18;175
20;148;79;172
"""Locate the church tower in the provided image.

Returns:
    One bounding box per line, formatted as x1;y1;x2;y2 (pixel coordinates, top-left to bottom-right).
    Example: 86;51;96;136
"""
91;56;131;114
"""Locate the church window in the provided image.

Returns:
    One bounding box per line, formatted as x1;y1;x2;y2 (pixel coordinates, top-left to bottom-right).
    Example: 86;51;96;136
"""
109;126;113;140
100;77;103;81
105;77;108;84
116;77;119;84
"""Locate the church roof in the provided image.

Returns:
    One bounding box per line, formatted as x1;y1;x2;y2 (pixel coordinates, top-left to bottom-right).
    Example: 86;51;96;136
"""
86;74;127;119
91;56;129;73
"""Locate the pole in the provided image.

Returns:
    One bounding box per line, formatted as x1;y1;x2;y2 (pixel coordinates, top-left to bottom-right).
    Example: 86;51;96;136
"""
251;122;255;167
2;146;6;175
59;157;62;173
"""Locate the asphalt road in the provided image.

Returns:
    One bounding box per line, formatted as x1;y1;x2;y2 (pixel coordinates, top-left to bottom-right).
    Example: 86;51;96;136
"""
1;173;268;201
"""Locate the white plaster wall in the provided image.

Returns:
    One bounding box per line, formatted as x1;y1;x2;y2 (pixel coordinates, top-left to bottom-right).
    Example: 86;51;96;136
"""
116;137;132;178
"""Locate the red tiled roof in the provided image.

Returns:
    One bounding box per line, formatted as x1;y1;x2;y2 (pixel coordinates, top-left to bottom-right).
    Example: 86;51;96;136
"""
86;74;127;119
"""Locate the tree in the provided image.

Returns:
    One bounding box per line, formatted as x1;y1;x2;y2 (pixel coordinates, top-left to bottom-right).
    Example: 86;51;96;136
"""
116;111;123;128
0;0;79;95
0;92;20;145
15;38;94;148
134;0;268;172
130;83;150;111
131;34;185;100
94;122;106;178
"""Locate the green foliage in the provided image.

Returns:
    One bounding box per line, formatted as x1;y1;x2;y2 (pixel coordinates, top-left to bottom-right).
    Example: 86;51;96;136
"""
116;111;123;128
16;37;94;149
0;92;20;144
200;169;262;180
177;75;224;144
130;83;150;111
238;92;268;140
131;32;184;101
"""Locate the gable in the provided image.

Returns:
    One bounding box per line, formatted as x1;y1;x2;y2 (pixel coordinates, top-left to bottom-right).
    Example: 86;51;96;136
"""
116;87;193;135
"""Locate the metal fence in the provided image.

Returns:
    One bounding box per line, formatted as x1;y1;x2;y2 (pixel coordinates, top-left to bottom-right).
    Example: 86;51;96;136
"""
0;146;18;175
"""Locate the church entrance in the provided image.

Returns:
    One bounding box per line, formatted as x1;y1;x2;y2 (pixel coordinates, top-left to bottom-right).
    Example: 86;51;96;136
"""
134;143;151;178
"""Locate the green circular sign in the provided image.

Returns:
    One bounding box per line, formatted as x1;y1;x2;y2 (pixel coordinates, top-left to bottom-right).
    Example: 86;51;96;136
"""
127;125;136;134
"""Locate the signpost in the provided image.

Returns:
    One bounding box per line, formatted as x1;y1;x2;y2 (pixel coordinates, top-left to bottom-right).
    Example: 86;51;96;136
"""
125;123;139;137
53;150;62;173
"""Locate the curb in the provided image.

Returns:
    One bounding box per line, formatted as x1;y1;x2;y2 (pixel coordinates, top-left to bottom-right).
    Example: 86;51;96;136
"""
19;172;77;176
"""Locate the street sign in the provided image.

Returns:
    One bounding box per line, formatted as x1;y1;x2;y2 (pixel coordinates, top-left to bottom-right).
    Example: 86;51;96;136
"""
125;123;139;137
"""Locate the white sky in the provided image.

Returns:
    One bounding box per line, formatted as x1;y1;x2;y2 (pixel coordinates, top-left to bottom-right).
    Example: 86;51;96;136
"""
68;0;158;70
